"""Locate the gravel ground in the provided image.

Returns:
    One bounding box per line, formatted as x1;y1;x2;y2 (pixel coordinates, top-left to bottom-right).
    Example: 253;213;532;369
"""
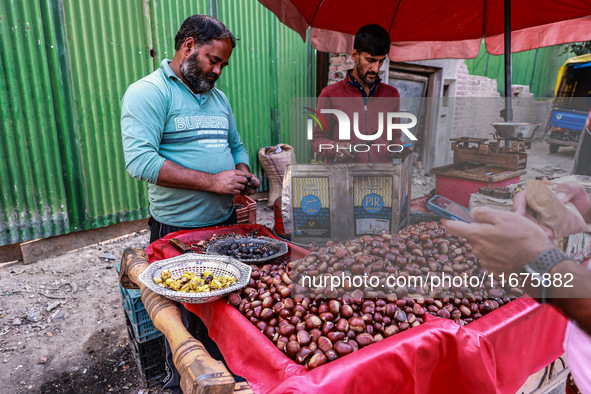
0;231;156;394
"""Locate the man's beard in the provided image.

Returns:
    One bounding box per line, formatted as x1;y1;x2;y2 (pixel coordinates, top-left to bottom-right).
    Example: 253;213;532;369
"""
356;63;378;86
180;51;218;92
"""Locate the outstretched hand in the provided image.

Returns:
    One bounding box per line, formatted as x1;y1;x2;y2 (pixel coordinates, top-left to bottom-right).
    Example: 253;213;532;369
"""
442;207;555;276
513;181;591;239
512;190;554;239
555;182;591;222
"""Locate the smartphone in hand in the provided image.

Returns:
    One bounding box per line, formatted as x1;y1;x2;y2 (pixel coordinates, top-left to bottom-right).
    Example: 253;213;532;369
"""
426;195;476;223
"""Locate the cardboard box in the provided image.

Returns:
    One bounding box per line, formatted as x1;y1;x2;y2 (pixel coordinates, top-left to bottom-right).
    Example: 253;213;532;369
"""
285;157;412;244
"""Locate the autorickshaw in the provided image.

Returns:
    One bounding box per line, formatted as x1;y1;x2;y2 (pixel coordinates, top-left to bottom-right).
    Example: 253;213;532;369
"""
545;54;591;153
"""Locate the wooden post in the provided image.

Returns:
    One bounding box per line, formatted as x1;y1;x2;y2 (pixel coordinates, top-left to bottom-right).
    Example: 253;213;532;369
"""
120;248;236;394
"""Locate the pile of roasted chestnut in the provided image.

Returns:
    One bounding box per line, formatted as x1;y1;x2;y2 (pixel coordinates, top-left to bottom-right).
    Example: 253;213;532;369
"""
227;221;520;369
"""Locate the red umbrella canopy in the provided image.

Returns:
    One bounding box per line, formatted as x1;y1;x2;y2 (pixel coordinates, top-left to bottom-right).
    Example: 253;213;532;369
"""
259;0;591;61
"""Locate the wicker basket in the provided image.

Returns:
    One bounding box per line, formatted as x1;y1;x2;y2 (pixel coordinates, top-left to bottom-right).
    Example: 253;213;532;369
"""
138;254;251;304
206;236;288;264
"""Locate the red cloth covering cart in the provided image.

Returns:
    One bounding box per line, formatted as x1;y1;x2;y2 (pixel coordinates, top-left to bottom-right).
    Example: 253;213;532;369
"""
146;224;566;394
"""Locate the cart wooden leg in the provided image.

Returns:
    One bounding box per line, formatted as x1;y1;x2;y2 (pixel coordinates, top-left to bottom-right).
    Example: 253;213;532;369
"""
120;248;236;394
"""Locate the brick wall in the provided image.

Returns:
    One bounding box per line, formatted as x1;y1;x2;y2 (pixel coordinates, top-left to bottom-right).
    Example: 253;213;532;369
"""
458;62;498;97
328;53;353;85
452;62;551;139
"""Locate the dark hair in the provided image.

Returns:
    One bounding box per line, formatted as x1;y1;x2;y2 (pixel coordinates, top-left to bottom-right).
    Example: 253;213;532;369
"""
353;24;390;56
174;14;237;51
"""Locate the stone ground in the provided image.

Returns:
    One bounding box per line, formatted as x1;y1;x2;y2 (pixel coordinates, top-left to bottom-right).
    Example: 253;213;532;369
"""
0;138;576;394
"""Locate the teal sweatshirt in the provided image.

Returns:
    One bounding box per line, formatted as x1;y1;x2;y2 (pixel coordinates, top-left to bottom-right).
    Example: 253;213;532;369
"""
121;60;250;227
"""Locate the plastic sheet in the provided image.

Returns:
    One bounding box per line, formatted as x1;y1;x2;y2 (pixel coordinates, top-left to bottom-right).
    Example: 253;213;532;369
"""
146;224;567;394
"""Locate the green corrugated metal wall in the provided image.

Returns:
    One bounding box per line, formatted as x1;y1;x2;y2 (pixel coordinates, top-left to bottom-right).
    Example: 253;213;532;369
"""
149;0;213;69
465;41;573;97
0;0;314;246
62;0;152;230
0;0;69;244
277;25;316;164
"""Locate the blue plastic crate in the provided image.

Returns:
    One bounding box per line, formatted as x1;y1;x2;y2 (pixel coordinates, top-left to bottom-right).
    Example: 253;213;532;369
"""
128;306;152;325
120;286;152;324
125;314;163;346
126;315;166;387
116;263;149;321
117;263;161;342
120;286;161;342
126;311;161;342
135;333;166;356
123;287;145;313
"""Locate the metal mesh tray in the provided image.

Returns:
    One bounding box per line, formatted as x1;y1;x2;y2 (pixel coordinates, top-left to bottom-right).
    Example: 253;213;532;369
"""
408;211;442;226
138;254;251;304
206;236;288;264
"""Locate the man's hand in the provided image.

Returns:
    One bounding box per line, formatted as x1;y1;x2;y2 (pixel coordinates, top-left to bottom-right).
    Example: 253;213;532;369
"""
234;163;260;196
442;207;555;276
389;145;412;160
512;190;554;239
334;142;355;162
210;170;249;195
241;174;261;196
555;182;591;222
445;207;591;335
157;161;260;196
513;181;591;238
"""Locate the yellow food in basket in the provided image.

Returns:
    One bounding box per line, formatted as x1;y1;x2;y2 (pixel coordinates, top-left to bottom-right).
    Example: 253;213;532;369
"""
154;269;237;293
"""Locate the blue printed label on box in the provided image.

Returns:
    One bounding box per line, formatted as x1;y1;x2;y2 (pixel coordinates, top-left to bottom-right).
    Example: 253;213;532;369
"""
354;176;392;235
292;177;330;237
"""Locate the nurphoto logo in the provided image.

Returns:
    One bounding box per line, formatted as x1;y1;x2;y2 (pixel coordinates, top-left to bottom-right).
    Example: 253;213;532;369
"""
305;108;418;154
